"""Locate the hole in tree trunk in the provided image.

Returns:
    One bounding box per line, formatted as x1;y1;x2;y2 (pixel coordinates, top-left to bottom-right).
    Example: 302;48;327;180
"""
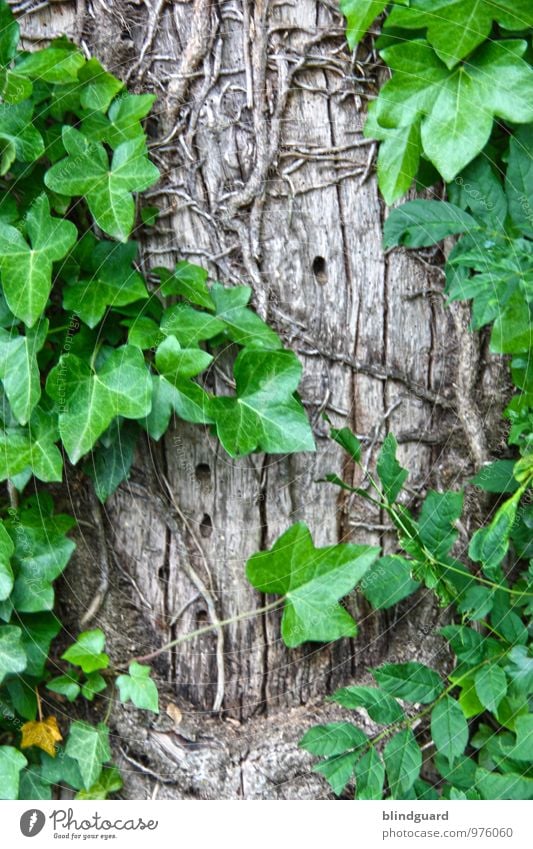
200;513;213;537
195;463;211;485
312;256;327;285
196;609;208;625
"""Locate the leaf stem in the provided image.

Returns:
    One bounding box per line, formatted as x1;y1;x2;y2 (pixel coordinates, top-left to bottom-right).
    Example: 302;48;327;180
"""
35;686;43;722
132;598;284;664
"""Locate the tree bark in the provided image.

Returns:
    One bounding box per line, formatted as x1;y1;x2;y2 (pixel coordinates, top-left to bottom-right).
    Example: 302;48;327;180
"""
16;0;505;798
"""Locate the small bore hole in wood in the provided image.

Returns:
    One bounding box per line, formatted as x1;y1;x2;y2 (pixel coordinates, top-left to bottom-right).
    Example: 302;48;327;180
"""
196;609;208;626
312;256;327;285
195;463;211;485
199;513;213;538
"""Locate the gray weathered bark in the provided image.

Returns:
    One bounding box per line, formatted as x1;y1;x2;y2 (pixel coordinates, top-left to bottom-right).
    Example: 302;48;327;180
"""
16;0;505;798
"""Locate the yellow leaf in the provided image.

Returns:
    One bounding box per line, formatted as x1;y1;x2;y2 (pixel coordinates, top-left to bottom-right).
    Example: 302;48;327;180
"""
21;716;62;757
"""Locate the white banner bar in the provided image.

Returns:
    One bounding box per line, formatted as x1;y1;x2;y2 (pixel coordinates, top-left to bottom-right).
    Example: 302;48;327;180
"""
3;800;530;849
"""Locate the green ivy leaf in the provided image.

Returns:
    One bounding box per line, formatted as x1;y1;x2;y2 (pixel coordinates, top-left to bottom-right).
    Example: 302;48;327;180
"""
85;420;138;503
146;336;213;432
160;303;225;347
155;262;214;310
383;200;476;249
141;205;159;227
82;93;156;149
78;58;124;112
376;433;408;504
19;612;61;678
0;102;43;175
28;408;64;482
474;663;508;712
0;320;48;425
383;729;422;798
0;1;20;66
0;194;77;327
39;748;83;790
506;125;533;238
46;674;81;703
247;522;379;647
81;671;107;701
125;316;162;350
374;40;533;182
65;721;111;791
4;677;36;719
386;0;533;69
210;349;314;458
329;685;405;724
340;0;388;50
210;284;282;350
7;504;75;612
0;746;27;799
63;240;148;329
155;334;213;380
376;121;421;205
116;661;159;712
18;768;52;800
75;765;123;800
46;344;152;464
0;521;14;601
62;629;109;674
143;372;213;440
430;696;468;765
45;128;159;241
373;661;444;703
0;625;26;684
16;44;85;83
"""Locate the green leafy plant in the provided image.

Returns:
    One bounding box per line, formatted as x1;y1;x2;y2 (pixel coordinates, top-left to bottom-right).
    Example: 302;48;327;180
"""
2;0;533;803
0;0;317;800
340;0;533;201
298;5;533;796
301;426;533;798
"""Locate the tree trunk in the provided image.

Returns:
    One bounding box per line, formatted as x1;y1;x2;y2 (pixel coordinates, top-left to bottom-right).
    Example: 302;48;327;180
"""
17;0;504;798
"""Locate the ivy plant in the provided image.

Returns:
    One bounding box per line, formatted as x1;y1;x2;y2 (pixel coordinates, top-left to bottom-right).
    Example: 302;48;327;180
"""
340;0;533;201
0;0;316;800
